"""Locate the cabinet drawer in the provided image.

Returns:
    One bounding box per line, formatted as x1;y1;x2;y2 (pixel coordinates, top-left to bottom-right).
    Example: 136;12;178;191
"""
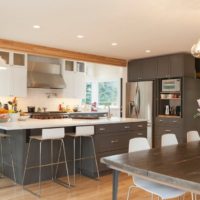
131;122;147;130
95;130;147;153
156;126;182;136
156;117;182;127
95;122;147;134
133;129;147;138
95;124;119;134
95;132;131;153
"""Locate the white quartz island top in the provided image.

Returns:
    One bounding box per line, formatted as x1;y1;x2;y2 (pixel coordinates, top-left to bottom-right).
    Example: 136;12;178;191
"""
0;117;146;131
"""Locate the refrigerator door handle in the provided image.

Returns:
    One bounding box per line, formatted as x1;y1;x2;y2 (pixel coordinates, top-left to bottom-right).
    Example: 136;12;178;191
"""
135;84;140;118
129;101;135;117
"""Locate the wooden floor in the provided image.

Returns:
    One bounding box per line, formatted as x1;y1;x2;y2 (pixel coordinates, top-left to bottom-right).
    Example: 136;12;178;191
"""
0;173;196;200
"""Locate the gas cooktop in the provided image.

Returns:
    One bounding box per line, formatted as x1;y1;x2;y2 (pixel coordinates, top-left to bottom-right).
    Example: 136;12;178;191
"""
31;112;69;119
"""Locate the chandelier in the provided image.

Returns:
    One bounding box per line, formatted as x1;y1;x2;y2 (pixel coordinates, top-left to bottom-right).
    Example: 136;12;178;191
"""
191;40;200;58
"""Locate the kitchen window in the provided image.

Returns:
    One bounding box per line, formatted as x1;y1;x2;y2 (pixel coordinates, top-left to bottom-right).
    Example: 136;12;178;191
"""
85;80;120;107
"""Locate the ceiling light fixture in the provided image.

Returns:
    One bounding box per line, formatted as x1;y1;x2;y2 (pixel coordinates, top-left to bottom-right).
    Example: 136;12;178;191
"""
191;39;200;58
33;25;40;29
145;50;151;53
111;42;118;46
77;35;84;39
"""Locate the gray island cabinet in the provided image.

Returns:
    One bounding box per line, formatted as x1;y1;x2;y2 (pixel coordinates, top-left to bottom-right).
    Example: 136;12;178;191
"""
0;118;147;184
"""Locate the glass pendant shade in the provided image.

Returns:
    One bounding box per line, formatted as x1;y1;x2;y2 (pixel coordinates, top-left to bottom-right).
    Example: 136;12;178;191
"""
191;40;200;58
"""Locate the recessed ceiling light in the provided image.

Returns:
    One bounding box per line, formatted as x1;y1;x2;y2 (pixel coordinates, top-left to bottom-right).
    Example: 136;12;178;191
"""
145;50;151;53
111;42;118;46
77;35;84;39
33;25;40;29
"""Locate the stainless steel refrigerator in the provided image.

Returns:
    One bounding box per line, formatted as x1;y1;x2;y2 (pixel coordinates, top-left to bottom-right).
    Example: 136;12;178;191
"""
126;81;153;147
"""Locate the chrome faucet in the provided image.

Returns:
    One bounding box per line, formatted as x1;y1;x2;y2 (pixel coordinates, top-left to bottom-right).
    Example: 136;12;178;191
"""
107;105;112;119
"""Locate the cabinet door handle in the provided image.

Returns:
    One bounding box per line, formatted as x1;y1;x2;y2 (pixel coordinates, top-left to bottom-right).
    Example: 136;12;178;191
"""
159;120;163;122
137;125;143;128
124;126;130;129
165;129;172;132
111;139;119;144
172;121;177;123
137;133;143;136
99;128;105;131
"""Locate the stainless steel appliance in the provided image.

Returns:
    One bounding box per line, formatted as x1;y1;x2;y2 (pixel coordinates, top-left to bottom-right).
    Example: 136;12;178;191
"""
27;55;66;89
162;78;181;92
126;81;153;146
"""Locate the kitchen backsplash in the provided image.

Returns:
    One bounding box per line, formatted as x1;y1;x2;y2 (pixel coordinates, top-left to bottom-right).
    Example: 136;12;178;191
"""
0;88;82;112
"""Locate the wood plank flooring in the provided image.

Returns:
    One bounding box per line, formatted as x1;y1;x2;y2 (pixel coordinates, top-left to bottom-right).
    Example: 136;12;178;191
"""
0;173;196;200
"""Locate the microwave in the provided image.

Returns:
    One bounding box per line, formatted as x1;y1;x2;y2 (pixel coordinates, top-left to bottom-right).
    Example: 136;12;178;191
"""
162;79;181;92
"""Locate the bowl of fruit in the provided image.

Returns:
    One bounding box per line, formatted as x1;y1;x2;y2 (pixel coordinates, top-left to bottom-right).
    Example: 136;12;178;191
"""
0;109;9;123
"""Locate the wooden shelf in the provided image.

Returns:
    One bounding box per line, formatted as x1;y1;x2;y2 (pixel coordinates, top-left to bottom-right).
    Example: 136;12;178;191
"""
160;98;181;100
158;115;181;118
160;91;181;94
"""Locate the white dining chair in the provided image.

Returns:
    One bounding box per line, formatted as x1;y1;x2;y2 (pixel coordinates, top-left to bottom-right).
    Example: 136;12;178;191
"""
187;131;200;200
187;131;200;143
127;137;186;200
161;133;178;147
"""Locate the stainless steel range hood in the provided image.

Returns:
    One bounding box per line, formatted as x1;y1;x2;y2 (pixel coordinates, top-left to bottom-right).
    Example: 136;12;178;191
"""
27;55;66;89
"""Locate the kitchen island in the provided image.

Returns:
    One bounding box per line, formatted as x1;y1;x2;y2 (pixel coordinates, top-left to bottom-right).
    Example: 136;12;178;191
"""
0;117;147;184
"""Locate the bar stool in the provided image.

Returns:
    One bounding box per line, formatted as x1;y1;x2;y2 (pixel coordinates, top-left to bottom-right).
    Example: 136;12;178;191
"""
66;126;99;185
0;133;16;188
22;128;70;197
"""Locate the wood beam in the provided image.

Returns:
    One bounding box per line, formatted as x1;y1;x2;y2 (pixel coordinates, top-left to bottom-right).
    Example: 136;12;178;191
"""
0;39;127;67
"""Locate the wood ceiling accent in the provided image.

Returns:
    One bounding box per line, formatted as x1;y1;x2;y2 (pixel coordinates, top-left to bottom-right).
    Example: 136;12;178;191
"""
0;39;127;67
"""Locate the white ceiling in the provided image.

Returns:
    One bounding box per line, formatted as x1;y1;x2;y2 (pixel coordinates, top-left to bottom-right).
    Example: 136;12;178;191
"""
0;0;200;60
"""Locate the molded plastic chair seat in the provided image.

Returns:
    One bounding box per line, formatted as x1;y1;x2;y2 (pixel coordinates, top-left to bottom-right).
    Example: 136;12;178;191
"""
161;133;178;147
134;176;185;199
187;131;200;143
127;137;186;200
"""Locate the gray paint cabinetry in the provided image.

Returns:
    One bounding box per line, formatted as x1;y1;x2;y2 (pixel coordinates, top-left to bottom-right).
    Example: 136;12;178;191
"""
155;117;183;147
128;53;195;81
1;121;147;184
94;121;147;173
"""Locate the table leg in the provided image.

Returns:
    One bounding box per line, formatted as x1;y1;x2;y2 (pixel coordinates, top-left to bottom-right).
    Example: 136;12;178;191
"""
112;170;120;200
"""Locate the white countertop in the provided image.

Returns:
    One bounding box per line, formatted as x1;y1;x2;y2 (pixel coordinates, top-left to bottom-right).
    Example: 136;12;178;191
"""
0;117;146;131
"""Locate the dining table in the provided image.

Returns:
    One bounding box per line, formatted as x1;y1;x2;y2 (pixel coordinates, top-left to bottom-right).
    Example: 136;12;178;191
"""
101;141;200;200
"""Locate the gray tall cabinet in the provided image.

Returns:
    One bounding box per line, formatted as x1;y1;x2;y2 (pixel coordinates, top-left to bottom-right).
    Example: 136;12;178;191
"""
128;53;200;147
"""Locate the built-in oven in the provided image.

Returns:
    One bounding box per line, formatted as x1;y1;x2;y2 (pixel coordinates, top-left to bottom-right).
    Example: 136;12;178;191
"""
162;78;181;92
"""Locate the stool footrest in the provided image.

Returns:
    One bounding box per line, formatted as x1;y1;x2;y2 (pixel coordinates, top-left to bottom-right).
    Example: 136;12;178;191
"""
25;161;67;170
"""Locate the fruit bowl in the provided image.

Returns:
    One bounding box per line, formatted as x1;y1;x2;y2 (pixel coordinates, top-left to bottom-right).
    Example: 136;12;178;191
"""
0;114;9;123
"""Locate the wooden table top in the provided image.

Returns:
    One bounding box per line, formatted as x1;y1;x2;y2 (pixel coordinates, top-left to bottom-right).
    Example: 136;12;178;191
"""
101;141;200;194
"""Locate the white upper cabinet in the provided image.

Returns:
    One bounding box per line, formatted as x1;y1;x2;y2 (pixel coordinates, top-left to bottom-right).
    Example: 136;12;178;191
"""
0;50;27;97
62;60;86;99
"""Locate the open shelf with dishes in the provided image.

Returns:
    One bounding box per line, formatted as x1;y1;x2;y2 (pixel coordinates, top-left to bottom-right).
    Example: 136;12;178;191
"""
157;78;182;118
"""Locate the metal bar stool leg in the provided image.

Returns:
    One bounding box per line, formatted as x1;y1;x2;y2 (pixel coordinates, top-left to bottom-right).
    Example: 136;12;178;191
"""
38;141;42;197
0;137;4;178
8;136;16;183
51;140;53;180
79;136;82;175
55;140;62;179
22;138;32;186
90;136;100;179
73;137;76;185
61;139;70;187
